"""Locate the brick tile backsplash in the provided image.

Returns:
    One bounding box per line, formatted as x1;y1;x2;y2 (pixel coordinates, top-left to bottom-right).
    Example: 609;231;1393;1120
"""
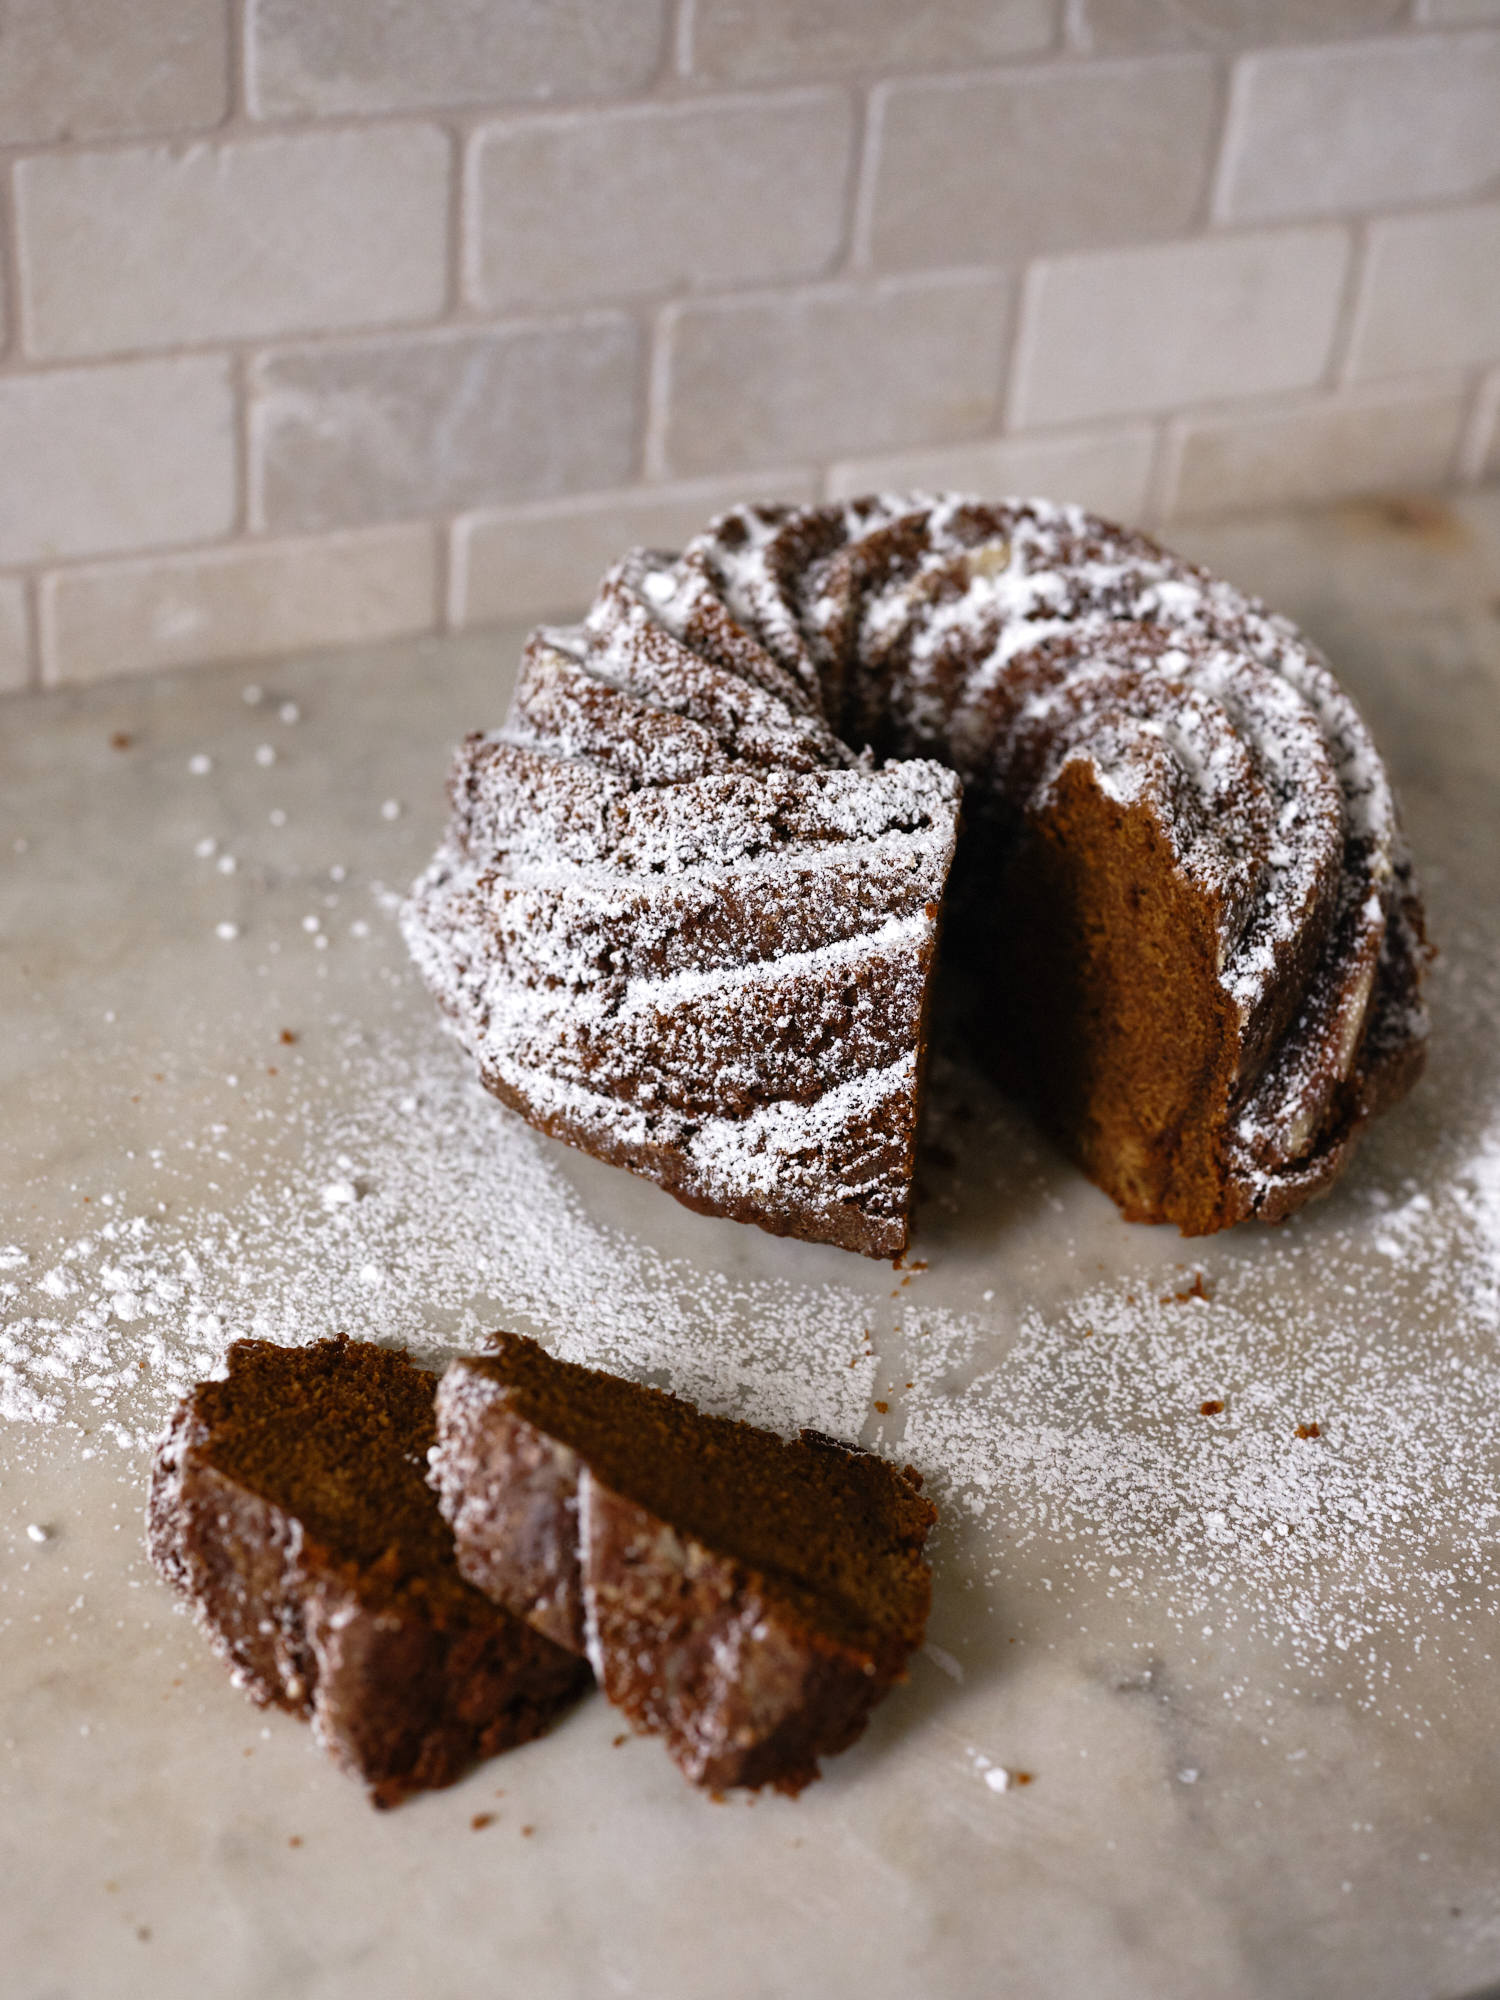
0;581;28;693
0;5;1494;691
1164;383;1470;519
470;94;853;313
0;358;236;567
453;472;820;625
1417;0;1500;22
1010;228;1351;427
0;0;228;147
826;425;1157;521
16;126;451;360
253;319;644;533
687;0;1058;84
41;526;438;684
1217;33;1500;223
867;57;1218;270
1349;204;1500;379
1073;0;1407;51
247;0;668;118
661;275;1012;476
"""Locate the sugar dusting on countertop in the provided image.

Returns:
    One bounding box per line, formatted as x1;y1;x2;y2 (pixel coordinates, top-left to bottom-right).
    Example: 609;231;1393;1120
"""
0;1016;879;1453
0;597;1494;1726
3;923;1499;1724
902;932;1500;1715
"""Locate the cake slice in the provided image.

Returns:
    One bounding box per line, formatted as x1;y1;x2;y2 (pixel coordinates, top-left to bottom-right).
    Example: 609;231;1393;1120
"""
428;1334;937;1795
147;1336;588;1808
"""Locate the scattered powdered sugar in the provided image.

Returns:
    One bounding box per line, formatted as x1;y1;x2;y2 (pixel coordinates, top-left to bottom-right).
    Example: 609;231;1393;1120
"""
0;1014;879;1453
1;493;1491;1741
1;920;1497;1722
906;1238;1498;1700
897;932;1500;1714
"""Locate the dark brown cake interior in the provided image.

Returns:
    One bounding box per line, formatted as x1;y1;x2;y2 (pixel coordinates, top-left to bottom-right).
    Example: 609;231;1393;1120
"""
478;1334;934;1651
976;765;1242;1233
198;1337;478;1627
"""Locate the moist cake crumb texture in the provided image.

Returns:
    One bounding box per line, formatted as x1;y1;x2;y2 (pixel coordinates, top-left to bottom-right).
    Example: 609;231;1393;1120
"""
430;1331;936;1794
147;1334;588;1807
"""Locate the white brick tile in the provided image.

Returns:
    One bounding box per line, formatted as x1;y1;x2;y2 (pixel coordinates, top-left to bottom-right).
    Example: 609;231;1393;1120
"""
1009;229;1350;429
826;426;1156;522
1074;0;1404;51
1457;368;1500;483
0;0;228;145
39;527;437;686
1348;203;1500;379
688;0;1056;82
0;358;235;567
1217;33;1500;223
1164;383;1468;521
1167;487;1500;638
661;276;1012;478
1416;0;1500;21
867;58;1217;269
0;580;30;693
248;0;667;117
253;319;644;532
470;94;852;313
16;125;450;361
454;474;821;626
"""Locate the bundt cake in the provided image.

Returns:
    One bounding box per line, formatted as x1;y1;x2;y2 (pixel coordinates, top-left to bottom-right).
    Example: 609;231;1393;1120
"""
403;496;1428;1257
147;1336;589;1807
428;1333;936;1794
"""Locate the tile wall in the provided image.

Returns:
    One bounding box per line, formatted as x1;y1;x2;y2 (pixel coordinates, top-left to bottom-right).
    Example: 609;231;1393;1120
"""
0;0;1497;689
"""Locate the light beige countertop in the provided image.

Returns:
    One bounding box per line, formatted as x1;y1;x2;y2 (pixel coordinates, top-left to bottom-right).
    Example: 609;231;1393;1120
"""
3;491;1500;2000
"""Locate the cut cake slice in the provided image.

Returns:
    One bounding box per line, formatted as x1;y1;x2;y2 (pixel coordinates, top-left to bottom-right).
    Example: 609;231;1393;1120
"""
429;1333;936;1795
147;1335;588;1808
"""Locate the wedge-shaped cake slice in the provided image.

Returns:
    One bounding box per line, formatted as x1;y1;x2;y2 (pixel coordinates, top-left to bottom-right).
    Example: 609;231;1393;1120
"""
429;1333;936;1795
148;1336;588;1808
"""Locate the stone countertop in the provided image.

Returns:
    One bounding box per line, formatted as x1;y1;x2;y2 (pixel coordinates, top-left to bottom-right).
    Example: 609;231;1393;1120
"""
3;491;1500;2000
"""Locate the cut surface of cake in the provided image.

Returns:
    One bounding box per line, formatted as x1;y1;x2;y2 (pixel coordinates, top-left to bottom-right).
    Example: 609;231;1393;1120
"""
404;495;1428;1252
428;1333;936;1795
147;1335;589;1807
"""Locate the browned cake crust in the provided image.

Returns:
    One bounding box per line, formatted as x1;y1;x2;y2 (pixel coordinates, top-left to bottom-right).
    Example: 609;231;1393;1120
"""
404;496;1428;1254
147;1336;589;1808
429;1334;936;1795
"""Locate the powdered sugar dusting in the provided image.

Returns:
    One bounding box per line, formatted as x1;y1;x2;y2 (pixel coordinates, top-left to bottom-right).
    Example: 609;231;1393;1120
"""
882;924;1500;1714
0;1017;879;1451
407;494;1427;1261
0;863;1494;1727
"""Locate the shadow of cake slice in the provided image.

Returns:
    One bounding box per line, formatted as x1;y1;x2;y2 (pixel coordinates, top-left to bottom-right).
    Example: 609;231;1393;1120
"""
147;1335;588;1808
430;1333;936;1795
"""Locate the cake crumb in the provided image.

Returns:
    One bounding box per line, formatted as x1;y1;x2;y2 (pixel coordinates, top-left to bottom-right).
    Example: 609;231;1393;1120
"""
1166;1274;1213;1304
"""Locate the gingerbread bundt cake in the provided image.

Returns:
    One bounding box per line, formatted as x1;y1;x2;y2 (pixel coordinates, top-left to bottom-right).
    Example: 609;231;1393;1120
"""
403;496;1428;1257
